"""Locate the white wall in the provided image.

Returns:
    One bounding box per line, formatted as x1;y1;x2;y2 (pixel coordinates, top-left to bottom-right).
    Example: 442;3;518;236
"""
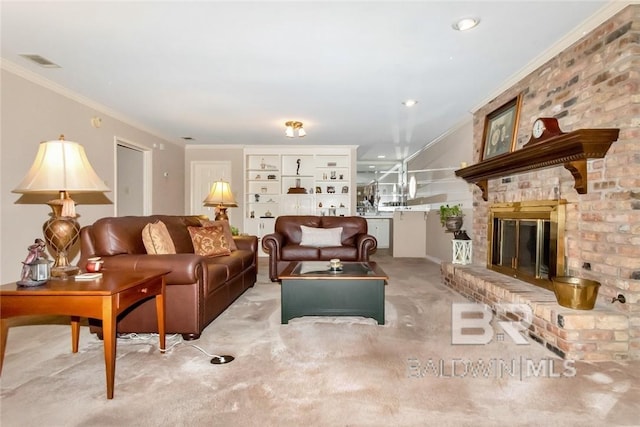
1;67;185;282
405;117;475;262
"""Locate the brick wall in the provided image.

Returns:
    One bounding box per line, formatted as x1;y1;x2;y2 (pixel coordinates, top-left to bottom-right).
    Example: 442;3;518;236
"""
469;5;639;359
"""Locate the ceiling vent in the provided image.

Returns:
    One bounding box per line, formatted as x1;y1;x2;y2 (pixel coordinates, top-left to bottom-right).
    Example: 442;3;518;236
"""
20;54;61;68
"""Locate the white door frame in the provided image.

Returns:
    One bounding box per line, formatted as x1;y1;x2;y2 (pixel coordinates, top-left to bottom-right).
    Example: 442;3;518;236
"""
114;137;152;216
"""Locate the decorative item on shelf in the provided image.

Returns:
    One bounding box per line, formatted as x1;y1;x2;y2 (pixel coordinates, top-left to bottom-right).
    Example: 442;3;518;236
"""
323;172;327;180
552;276;600;310
339;203;345;208
316;186;322;194
255;174;261;180
285;121;306;138
330;171;337;180
327;162;337;167
264;210;272;217
329;206;336;216
17;239;51;286
267;174;276;180
481;94;522;160
260;158;266;169
342;186;348;194
203;179;238;221
261;187;267;193
319;202;323;208
287;186;307;194
250;210;255;218
13;135;111;278
267;198;275;203
255;194;260;202
296;159;301;175
327;186;335;194
439;204;464;233
339;174;344;180
295;178;301;187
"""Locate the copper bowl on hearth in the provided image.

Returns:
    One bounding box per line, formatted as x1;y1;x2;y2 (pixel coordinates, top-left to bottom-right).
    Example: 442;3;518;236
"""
551;276;600;310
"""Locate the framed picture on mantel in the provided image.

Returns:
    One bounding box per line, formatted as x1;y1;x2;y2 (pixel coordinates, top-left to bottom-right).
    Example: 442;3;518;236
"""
481;94;522;161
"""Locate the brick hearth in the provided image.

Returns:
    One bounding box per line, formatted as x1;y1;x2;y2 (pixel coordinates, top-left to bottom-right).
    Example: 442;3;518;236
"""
442;263;629;361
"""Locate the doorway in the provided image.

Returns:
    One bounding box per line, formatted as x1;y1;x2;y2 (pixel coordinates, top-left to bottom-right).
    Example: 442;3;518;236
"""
115;138;151;216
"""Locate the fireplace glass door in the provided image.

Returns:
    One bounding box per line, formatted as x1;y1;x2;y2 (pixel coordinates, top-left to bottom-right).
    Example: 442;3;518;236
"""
492;218;551;281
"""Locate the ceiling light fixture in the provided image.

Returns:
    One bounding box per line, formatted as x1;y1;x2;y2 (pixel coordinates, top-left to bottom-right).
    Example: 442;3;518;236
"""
285;121;306;138
452;17;480;32
402;99;418;107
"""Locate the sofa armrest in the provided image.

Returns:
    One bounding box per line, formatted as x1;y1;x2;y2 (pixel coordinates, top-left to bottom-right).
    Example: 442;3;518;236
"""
234;234;258;273
262;232;283;256
103;253;204;285
262;232;283;281
356;233;378;260
234;235;258;253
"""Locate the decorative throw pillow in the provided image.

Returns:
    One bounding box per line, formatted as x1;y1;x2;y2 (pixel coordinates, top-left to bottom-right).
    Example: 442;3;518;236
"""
142;220;176;254
199;220;238;251
299;225;343;247
188;225;231;257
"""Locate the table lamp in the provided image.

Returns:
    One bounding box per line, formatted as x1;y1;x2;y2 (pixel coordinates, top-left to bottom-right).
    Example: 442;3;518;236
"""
203;180;237;221
13;136;110;278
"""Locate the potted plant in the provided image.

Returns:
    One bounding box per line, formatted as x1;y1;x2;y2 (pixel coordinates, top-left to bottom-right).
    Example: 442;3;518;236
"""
439;204;464;233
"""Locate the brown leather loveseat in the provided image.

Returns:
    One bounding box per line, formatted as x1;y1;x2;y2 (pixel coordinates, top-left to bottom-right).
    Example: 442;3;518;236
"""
79;215;258;339
262;215;377;282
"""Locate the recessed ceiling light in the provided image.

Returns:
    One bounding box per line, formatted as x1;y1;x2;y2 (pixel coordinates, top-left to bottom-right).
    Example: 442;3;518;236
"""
452;17;480;32
181;136;194;140
377;155;386;159
369;165;375;169
402;99;418;107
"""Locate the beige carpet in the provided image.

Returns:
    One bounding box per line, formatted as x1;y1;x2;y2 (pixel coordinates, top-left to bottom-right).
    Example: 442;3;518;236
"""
1;253;639;426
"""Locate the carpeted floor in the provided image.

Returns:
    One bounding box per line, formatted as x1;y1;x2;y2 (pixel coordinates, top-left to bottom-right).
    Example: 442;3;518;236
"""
1;253;639;426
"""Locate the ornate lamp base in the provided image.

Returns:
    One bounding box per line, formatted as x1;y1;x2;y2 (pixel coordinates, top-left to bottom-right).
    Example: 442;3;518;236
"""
215;207;229;221
50;265;80;278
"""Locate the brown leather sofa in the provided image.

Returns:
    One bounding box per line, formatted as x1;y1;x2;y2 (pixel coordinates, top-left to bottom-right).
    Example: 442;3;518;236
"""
262;215;377;282
79;215;258;340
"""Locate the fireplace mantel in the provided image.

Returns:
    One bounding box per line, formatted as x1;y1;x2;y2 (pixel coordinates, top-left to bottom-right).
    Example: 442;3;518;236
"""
455;128;620;201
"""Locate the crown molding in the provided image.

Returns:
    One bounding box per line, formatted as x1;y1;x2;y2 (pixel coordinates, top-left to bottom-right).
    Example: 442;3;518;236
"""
1;59;183;147
471;1;634;113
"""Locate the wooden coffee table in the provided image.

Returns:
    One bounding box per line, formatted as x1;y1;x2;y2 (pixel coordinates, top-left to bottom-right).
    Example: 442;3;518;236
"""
0;269;169;399
278;261;388;324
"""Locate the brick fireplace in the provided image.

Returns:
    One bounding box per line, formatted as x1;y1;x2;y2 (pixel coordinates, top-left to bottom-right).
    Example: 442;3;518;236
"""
442;5;639;361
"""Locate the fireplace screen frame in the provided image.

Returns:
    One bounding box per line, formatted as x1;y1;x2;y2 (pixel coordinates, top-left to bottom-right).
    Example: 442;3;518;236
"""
487;200;566;291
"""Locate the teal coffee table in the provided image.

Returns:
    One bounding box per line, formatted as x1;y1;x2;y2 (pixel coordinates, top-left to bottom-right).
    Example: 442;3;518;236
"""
278;261;388;324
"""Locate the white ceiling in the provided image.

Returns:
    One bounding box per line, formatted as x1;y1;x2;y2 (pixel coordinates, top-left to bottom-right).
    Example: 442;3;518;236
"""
1;1;614;171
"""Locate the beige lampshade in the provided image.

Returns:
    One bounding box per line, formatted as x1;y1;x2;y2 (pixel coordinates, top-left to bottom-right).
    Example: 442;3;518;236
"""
13;137;110;194
203;180;238;207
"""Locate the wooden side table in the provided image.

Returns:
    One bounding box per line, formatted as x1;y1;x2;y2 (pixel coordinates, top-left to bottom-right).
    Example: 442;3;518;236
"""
0;269;169;399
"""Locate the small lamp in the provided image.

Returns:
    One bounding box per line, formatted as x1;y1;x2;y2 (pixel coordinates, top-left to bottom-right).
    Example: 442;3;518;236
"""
203;180;238;221
13;136;110;278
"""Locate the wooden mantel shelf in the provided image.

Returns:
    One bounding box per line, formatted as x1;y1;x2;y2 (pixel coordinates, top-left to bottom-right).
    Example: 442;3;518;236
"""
455;128;620;201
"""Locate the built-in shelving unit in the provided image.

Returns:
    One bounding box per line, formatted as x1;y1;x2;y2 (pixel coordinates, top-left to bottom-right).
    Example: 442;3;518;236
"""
244;147;356;255
455;128;619;201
